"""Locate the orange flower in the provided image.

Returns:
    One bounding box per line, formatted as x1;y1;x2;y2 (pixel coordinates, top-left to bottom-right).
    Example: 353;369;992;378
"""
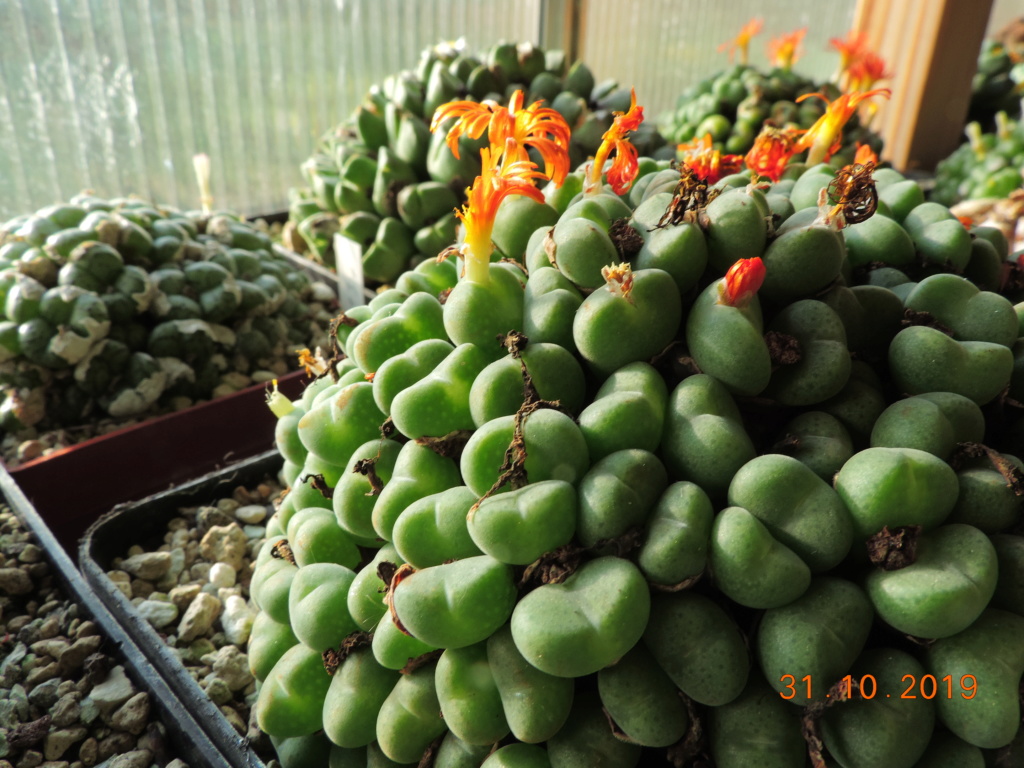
769;27;806;71
853;142;878;166
794;89;891;165
719;17;763;65
718;257;766;308
678;134;744;185
847;51;890;92
457;138;547;283
431;91;571;186
745;124;802;182
829;30;869;76
587;88;645;195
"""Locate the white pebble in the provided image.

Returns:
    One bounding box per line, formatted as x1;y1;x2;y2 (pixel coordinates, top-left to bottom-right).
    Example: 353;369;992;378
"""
235;504;268;525
208;563;237;589
220;595;255;646
242;525;266;540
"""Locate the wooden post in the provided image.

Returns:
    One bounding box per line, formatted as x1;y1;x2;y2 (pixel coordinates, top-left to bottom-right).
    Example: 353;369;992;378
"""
540;0;583;64
854;0;994;172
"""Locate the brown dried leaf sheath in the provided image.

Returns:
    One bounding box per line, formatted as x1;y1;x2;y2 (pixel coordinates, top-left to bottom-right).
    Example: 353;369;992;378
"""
866;525;921;570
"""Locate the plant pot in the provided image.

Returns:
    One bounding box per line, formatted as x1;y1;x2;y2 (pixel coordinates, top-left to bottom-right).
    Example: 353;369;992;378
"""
0;465;235;768
9;373;308;555
77;451;285;768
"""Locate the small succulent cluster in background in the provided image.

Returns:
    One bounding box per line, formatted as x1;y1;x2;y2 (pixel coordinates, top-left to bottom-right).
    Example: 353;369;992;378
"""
284;39;671;284
660;23;886;165
0;193;336;445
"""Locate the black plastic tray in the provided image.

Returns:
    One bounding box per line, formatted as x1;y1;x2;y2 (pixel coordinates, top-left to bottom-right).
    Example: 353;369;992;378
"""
0;464;236;768
78;451;284;768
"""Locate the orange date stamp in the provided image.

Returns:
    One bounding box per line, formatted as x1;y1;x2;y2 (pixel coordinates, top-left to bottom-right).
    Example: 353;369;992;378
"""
779;673;978;700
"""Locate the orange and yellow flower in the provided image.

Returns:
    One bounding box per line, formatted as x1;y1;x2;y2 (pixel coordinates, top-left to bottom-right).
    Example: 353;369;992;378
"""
678;133;744;185
847;50;890;93
829;31;869;78
718;257;766;308
794;89;891;165
768;27;806;72
431;90;571;186
853;142;879;166
745;124;802;182
456;138;547;283
587;88;645;195
719;17;763;65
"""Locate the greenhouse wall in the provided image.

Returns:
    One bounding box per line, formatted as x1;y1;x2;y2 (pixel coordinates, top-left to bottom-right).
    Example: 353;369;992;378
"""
1;0;1015;220
0;0;543;220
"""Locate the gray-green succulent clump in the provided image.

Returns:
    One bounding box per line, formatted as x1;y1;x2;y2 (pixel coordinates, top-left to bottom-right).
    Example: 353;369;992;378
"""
0;194;334;436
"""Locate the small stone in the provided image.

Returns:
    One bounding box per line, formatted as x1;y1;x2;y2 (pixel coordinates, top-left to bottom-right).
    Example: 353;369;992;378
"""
24;662;59;688
15;751;42;768
42;728;87;762
76;738;97;767
105;572;132;600
202;676;233;706
72;621;98;640
199;524;249;572
27;679;60;710
77;698;99;726
57;636;103;675
95;732;135;761
133;721;168;760
208;563;236;589
135;600;178;630
17;544;43;564
87;666;134;715
106;750;151;768
109;692;149;736
165;760;189;768
169;529;190;550
220;595;254;646
17;621;42;646
80;655;111;692
49;693;81;729
6;615;31;633
196;506;233;536
0;643;27;687
36;618;58;641
156;548;186;591
118;553;171;581
35;601;59;616
220;705;247;736
168;584;201;611
234;504;267;525
10;685;30;719
55;681;76;698
217;497;241;514
176;592;221;642
183;638;216;664
0;568;32;596
16;440;44;463
0;699;18;729
128;579;154;601
208;645;253;692
29;639;69;660
188;562;211;583
242;525;266;540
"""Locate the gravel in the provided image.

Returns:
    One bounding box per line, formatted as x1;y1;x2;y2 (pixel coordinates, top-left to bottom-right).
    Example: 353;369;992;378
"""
102;481;282;761
0;505;187;768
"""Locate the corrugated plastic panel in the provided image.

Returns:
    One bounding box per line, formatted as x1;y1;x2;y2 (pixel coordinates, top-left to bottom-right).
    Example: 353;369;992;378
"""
0;0;542;220
577;0;857;122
